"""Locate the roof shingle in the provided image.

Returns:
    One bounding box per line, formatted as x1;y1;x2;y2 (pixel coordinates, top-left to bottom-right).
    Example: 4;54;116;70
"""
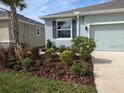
41;0;124;19
0;8;43;26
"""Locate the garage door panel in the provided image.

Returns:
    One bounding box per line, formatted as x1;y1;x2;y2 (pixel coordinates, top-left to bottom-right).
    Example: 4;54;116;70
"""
91;24;124;51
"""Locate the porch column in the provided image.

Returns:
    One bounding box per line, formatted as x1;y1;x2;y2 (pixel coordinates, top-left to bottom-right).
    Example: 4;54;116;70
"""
77;15;80;36
74;11;80;36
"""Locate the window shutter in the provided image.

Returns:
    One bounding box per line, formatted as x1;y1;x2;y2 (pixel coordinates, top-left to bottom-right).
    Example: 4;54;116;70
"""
52;21;57;38
72;19;77;38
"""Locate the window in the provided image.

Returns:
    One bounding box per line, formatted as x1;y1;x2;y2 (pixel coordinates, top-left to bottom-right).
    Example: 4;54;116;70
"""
36;27;40;36
56;20;72;38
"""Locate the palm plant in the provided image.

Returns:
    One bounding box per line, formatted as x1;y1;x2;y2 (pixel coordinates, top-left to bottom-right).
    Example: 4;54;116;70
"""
0;0;27;48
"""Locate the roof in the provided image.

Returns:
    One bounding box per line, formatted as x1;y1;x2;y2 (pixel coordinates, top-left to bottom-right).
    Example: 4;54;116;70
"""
0;8;44;26
41;0;124;19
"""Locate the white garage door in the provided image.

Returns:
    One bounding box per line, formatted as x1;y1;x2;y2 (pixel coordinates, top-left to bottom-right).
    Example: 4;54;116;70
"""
90;24;124;51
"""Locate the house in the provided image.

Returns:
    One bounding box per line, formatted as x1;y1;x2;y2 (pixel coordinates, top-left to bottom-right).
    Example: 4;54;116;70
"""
41;0;124;51
0;9;45;48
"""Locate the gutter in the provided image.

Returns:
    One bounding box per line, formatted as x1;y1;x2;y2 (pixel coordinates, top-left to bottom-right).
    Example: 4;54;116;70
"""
41;8;124;19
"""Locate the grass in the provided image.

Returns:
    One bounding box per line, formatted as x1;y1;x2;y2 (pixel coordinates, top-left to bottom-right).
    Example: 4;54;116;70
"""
0;72;97;93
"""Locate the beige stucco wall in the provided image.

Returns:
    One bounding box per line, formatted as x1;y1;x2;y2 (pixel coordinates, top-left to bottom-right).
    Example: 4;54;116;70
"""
0;20;10;47
0;11;45;48
18;22;45;48
0;20;9;42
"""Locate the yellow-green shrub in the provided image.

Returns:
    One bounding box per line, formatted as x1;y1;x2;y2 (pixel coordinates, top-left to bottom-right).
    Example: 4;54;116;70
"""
60;50;74;65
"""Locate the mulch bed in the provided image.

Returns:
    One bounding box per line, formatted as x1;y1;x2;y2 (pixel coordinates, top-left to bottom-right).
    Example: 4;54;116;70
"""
32;58;95;86
0;54;95;86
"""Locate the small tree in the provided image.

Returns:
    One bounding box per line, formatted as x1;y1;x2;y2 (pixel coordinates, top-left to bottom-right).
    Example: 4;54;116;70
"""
72;36;96;60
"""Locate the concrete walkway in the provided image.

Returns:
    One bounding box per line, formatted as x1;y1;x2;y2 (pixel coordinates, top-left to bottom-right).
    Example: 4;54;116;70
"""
92;51;124;93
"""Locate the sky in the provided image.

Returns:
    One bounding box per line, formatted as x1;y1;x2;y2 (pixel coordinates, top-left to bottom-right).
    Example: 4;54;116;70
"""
0;0;111;23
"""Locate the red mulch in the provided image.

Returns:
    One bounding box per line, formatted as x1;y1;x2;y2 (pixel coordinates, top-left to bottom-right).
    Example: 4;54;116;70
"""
0;56;95;86
32;59;95;86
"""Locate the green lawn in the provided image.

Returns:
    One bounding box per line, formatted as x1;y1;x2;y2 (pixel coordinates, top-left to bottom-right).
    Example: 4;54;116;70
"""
0;72;97;93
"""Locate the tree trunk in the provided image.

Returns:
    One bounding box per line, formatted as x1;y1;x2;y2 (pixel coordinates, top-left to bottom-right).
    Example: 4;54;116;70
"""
10;5;19;48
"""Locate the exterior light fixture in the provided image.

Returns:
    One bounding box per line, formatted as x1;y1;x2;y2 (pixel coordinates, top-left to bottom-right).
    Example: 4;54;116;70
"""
85;26;88;32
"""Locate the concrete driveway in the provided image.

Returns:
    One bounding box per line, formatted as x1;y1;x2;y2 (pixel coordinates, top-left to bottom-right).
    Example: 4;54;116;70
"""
92;51;124;93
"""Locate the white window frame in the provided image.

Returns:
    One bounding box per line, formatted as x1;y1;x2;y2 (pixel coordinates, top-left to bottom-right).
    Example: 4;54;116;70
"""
56;19;72;40
36;27;41;37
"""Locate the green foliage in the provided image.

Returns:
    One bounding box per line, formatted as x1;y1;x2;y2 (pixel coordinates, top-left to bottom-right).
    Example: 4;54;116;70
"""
47;39;53;49
52;46;59;52
22;58;32;69
58;69;65;76
13;64;22;71
43;59;50;67
72;36;96;60
36;59;44;65
49;48;55;53
58;45;66;53
30;47;40;60
0;48;9;68
0;72;97;93
43;48;55;67
70;62;88;74
60;50;74;65
28;67;38;72
7;44;16;59
0;0;27;11
31;47;39;55
20;42;28;49
81;51;92;61
45;48;54;58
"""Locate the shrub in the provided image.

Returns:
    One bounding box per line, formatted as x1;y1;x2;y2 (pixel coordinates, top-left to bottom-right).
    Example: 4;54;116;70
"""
59;45;66;53
13;64;22;71
49;48;56;53
0;46;20;69
22;58;32;70
16;47;27;63
43;48;54;66
60;50;74;65
45;48;54;58
47;39;52;49
0;48;9;68
31;47;39;55
28;67;38;72
30;47;40;60
36;59;44;65
72;36;96;60
52;46;59;52
81;51;92;61
43;59;50;67
58;69;65;76
7;45;15;59
70;62;88;75
20;42;28;49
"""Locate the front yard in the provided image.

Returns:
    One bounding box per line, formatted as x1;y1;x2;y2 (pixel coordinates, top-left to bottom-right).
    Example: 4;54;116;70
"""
0;36;97;93
0;72;97;93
